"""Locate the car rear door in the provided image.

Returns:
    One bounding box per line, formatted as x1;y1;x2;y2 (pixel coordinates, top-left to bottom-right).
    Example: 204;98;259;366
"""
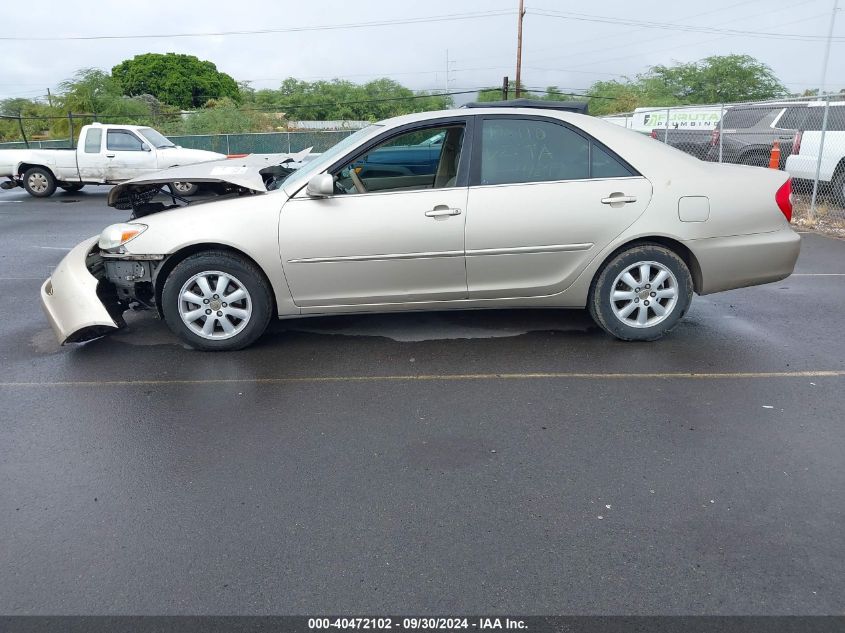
278;118;472;308
464;115;652;299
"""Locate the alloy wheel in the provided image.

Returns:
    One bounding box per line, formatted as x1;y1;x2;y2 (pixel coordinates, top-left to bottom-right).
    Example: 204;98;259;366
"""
610;260;679;328
178;271;252;340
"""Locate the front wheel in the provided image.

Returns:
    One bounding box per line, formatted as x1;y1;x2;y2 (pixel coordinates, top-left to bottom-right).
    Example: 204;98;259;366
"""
161;251;273;351
22;166;57;197
588;244;693;342
169;181;200;196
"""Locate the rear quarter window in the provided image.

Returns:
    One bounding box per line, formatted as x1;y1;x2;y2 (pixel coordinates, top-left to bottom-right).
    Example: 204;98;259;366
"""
803;106;845;132
84;128;102;153
721;107;776;129
775;107;807;130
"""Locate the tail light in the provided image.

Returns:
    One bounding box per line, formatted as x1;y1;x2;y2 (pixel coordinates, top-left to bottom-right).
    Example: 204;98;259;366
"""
775;178;793;222
710;128;720;147
651;130;657;139
792;131;802;155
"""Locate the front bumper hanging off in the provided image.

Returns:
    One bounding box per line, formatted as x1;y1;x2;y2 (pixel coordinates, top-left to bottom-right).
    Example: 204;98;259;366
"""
40;237;122;344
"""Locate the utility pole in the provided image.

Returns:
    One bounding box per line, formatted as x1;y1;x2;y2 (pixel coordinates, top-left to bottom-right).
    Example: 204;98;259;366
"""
502;76;510;101
817;0;839;97
445;48;450;94
809;0;840;217
46;88;53;108
515;0;525;98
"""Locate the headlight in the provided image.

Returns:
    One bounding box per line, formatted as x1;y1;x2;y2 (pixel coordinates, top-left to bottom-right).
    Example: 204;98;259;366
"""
98;223;148;251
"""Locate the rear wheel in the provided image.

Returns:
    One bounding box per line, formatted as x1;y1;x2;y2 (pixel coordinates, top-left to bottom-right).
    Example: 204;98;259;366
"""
162;251;273;351
22;167;57;197
59;183;84;192
588;244;693;342
738;151;769;168
831;167;845;207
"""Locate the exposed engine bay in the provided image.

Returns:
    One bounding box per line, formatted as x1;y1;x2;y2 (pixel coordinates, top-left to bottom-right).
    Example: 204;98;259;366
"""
106;149;312;218
93;150;313;318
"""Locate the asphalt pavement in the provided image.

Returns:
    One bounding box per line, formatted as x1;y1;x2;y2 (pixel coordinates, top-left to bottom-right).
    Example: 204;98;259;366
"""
1;186;844;615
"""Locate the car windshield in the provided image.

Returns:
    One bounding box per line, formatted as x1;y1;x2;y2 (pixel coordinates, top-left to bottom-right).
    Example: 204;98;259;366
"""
279;125;382;191
138;127;176;149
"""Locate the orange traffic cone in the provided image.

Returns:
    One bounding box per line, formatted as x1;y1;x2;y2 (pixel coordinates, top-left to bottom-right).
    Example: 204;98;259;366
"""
769;140;781;169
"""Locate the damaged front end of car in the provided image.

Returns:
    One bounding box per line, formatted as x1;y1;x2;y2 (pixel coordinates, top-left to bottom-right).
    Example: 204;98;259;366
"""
40;237;130;344
41;151;312;345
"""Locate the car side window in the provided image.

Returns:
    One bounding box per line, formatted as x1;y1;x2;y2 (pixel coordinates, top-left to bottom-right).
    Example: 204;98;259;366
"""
803;107;845;132
591;144;634;179
777;107;807;130
107;130;144;152
479;118;632;185
84;128;102;153
334;125;465;194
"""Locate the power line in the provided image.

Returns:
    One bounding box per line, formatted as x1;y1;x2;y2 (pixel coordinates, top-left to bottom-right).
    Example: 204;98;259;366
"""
530;8;844;42
525;0;819;67
534;12;833;75
0;10;514;42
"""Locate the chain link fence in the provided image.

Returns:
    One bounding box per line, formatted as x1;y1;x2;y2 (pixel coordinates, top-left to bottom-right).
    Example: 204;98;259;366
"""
3;98;844;231
607;93;845;229
165;130;357;154
0;130;357;154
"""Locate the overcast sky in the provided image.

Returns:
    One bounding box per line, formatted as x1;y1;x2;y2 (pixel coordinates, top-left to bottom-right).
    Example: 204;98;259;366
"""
1;0;842;104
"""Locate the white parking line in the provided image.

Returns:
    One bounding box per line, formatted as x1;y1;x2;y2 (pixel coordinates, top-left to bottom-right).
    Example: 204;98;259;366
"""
791;273;845;276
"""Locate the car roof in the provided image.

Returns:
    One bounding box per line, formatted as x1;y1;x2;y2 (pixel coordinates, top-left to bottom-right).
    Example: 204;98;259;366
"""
88;123;149;130
376;107;587;127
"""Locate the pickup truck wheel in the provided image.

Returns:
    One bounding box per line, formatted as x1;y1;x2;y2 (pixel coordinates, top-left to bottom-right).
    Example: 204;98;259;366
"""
588;244;693;342
59;183;84;192
169;181;200;196
22;167;57;198
161;251;273;351
739;152;769;168
832;168;845;207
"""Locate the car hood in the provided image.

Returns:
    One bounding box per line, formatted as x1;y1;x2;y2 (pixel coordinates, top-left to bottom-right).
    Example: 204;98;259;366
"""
107;149;313;208
162;147;227;163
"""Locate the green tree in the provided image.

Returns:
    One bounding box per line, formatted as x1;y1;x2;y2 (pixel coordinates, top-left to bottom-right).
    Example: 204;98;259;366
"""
180;97;264;134
644;54;786;104
583;54;787;115
112;53;240;109
255;78;452;121
50;68;157;138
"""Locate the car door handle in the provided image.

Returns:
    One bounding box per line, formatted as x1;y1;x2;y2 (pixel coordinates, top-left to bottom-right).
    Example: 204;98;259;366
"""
105;154;115;158
601;195;637;205
425;207;462;217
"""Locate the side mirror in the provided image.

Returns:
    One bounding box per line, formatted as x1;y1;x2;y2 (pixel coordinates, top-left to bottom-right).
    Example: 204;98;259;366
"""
141;143;151;152
306;173;334;198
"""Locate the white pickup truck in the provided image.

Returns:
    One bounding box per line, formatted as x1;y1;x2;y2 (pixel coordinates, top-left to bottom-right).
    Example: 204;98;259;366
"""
785;101;845;206
0;123;225;198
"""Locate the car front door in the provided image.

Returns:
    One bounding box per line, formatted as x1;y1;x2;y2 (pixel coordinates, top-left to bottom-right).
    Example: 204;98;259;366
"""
278;120;471;308
104;129;157;181
465;115;653;299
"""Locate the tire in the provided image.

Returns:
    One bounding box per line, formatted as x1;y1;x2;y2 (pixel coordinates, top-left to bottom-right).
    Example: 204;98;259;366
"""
22;166;57;198
831;168;845;207
59;183;84;192
588;244;694;342
161;251;273;351
169;181;200;196
738;152;769;168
